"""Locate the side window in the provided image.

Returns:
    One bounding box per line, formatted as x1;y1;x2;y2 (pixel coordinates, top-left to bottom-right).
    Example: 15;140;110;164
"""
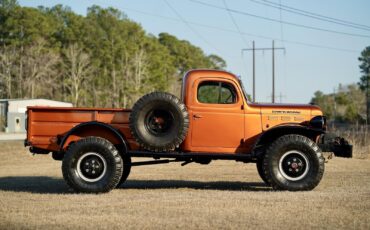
197;81;237;104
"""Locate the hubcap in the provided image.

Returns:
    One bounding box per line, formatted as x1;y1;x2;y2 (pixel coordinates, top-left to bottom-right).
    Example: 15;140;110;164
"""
76;152;107;182
145;109;174;135
279;150;310;181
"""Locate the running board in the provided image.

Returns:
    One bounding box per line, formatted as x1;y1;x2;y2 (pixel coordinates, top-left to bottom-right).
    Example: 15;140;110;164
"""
127;150;256;162
130;159;180;166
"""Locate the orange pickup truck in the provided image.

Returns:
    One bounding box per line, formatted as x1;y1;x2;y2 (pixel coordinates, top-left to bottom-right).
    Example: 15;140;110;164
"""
25;69;352;193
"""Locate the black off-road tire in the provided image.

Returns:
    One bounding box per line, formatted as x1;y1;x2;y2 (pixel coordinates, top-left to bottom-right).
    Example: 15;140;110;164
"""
256;157;270;185
262;134;325;191
62;137;123;193
129;92;189;152
117;154;131;187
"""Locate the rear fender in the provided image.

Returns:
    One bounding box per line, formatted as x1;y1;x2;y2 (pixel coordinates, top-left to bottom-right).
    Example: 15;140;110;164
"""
59;121;128;153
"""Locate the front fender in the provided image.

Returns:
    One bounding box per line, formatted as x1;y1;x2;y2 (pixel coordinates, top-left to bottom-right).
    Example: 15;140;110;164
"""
252;124;325;154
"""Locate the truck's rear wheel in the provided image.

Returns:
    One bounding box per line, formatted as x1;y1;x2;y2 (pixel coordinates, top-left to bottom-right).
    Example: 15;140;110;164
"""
129;92;189;152
262;134;324;191
62;137;123;193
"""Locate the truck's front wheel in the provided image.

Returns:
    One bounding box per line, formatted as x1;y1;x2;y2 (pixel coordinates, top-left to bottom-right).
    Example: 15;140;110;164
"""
62;137;123;193
262;134;325;191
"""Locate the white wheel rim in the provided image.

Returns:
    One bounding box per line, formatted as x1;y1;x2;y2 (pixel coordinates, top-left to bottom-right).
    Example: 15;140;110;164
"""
278;150;310;181
76;152;107;182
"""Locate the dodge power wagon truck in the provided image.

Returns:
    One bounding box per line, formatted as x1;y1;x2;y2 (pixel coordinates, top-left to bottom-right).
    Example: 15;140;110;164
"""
25;69;352;193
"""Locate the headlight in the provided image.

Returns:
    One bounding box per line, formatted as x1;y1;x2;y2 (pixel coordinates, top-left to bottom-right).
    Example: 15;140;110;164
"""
310;116;326;130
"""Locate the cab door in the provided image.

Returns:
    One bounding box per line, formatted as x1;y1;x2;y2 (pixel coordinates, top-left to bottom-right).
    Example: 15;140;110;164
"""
189;78;245;153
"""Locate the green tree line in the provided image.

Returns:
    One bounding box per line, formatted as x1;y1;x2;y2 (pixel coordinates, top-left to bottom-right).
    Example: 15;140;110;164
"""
311;84;366;124
358;46;370;123
0;0;226;107
310;46;370;124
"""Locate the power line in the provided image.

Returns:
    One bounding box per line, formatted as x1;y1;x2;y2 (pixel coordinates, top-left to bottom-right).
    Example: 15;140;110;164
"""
257;0;370;31
163;0;222;54
250;0;370;32
222;0;250;48
120;6;360;53
188;0;370;39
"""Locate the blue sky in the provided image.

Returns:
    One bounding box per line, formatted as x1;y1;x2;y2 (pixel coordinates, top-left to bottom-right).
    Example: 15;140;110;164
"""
18;0;370;103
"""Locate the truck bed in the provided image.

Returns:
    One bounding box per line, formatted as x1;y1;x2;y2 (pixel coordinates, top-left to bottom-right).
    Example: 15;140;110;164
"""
26;106;135;151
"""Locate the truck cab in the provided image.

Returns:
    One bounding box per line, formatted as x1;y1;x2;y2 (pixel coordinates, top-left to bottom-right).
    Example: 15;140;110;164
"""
181;70;323;154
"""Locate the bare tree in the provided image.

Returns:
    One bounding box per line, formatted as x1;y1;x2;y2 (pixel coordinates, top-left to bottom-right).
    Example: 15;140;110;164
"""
23;39;59;99
117;47;149;108
63;44;93;106
127;47;149;106
0;46;16;98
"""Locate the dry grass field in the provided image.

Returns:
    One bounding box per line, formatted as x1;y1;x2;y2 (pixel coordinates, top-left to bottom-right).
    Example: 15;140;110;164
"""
0;141;369;230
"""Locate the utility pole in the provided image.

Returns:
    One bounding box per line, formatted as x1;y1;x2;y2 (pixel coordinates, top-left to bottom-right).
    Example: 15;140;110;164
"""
367;73;369;126
267;92;285;103
253;41;255;102
277;92;286;103
333;87;337;125
366;74;369;146
272;41;275;103
242;40;285;103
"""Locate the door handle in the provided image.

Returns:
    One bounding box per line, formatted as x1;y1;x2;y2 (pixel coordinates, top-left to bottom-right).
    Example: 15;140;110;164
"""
193;114;203;119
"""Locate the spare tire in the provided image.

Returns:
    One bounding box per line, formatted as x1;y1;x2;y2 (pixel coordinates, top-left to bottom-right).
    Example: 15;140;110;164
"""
129;92;189;152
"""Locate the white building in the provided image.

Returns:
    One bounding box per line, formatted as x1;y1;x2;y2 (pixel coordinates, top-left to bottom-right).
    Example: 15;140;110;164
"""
0;99;73;133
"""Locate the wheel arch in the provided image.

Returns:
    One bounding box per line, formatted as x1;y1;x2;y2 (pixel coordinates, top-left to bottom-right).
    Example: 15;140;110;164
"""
59;121;128;153
252;124;325;153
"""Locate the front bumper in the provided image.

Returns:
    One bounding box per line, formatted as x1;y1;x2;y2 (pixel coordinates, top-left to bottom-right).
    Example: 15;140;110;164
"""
318;133;353;158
